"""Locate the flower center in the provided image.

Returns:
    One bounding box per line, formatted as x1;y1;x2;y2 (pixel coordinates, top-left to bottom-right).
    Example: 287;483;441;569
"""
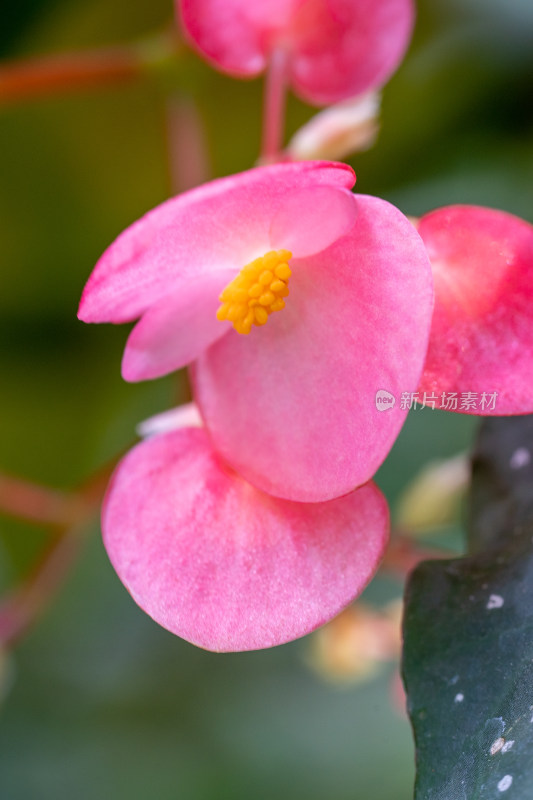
216;250;292;335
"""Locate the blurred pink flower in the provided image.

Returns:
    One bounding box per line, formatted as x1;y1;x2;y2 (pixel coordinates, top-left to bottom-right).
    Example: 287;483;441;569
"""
417;206;533;413
79;161;434;502
177;0;415;105
103;422;389;651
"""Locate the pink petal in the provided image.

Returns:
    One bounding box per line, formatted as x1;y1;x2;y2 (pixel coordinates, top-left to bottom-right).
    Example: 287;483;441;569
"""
178;0;414;105
121;269;234;382
288;0;415;105
193;195;434;502
103;427;389;652
179;0;299;76
78;161;354;324
270;185;357;257
418;206;533;414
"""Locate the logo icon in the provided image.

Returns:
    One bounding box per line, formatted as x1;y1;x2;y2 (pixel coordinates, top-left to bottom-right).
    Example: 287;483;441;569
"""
375;389;396;412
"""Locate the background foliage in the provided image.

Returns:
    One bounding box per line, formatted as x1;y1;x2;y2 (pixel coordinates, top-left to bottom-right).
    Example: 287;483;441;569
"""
0;0;532;797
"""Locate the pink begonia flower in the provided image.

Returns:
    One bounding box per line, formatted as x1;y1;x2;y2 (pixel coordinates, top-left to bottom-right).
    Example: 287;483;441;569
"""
79;161;434;503
103;420;389;651
417;205;533;413
178;0;415;105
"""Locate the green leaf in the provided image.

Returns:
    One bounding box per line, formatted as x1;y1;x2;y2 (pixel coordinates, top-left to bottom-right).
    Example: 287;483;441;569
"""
403;416;533;799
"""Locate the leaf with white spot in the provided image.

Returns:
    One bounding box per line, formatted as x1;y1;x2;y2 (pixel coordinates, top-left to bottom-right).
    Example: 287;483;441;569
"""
403;415;533;799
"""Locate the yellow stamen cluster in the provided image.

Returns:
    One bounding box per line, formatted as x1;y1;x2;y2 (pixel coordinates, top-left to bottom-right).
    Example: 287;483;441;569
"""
216;249;292;335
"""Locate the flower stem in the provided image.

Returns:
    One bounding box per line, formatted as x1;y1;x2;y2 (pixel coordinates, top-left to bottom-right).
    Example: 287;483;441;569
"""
0;472;86;527
0;460;118;646
382;532;452;577
0;527;84;647
260;49;289;163
0;31;179;105
166;95;211;194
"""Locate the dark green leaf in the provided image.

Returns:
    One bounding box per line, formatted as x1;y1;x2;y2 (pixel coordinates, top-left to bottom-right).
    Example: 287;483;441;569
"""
403;415;533;799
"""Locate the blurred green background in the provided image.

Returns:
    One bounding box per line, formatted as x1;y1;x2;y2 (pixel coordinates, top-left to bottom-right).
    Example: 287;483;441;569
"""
0;0;532;797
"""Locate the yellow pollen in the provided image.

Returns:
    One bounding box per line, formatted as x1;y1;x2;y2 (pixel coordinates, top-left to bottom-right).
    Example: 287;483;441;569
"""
216;249;292;334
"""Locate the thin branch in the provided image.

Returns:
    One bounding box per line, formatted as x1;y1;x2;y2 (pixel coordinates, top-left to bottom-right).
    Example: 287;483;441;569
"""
0;472;87;527
0;32;179;105
382;531;454;577
260;48;289;163
0;456;120;647
0;526;84;646
166;95;211;194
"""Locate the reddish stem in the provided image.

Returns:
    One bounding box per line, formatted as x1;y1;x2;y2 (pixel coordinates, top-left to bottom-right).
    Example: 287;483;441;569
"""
382;532;453;577
0;48;143;103
0;32;180;104
0;458;119;646
0;472;87;527
0;528;83;646
260;48;289;163
166;95;211;193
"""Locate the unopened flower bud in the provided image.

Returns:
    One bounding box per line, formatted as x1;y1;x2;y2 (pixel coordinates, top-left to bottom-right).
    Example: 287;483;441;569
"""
307;601;401;685
287;92;381;162
397;453;469;534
